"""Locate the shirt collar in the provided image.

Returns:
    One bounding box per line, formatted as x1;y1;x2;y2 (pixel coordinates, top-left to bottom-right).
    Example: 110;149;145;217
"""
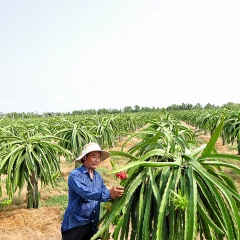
80;165;96;175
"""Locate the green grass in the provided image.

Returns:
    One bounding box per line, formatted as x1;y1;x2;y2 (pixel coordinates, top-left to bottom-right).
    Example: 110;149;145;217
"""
0;198;12;210
0;196;24;212
41;194;68;219
228;142;238;151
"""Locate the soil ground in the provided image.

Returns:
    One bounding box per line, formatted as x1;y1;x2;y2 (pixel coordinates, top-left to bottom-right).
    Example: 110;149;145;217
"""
0;128;239;240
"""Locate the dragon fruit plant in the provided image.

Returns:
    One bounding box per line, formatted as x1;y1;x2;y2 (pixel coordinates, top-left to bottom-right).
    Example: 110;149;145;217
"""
92;116;240;240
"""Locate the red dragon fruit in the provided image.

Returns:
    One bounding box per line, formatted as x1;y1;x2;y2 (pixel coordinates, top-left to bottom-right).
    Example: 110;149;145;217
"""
115;171;128;180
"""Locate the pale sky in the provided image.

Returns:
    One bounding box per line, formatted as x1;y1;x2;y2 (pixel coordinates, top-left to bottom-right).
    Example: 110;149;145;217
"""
0;0;239;113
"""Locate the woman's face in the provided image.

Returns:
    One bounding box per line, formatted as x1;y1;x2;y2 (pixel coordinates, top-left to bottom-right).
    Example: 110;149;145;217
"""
84;151;101;170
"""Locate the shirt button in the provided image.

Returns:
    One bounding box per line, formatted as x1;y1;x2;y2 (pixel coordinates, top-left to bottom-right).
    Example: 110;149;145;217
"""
94;211;96;213
92;220;94;222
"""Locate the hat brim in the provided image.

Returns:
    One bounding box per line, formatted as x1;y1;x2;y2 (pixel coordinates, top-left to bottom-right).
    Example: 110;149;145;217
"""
75;150;110;163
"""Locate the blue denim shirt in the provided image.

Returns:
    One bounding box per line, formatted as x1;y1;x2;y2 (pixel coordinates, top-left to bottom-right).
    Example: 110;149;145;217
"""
61;165;111;233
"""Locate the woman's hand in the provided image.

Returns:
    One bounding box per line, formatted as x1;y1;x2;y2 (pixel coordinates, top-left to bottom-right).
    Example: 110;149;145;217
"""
110;186;124;199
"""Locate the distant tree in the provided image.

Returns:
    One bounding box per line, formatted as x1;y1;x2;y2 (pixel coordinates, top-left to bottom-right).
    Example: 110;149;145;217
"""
110;109;121;114
84;109;97;115
193;103;202;109
141;106;152;112
134;105;141;112
204;103;217;109
180;103;193;110
72;110;84;115
123;106;133;113
222;102;240;110
166;104;178;111
72;109;97;115
97;108;109;114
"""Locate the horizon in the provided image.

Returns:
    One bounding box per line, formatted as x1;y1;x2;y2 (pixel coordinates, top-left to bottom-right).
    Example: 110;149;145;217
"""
1;101;239;115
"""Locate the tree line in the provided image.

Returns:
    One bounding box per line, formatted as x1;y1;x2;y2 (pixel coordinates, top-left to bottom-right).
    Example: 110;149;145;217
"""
1;102;239;119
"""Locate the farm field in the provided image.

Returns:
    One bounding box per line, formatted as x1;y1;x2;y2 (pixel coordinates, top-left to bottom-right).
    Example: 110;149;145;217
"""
0;127;239;240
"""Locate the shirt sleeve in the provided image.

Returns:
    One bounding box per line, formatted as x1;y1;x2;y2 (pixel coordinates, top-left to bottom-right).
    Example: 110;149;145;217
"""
68;170;111;202
101;178;112;202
